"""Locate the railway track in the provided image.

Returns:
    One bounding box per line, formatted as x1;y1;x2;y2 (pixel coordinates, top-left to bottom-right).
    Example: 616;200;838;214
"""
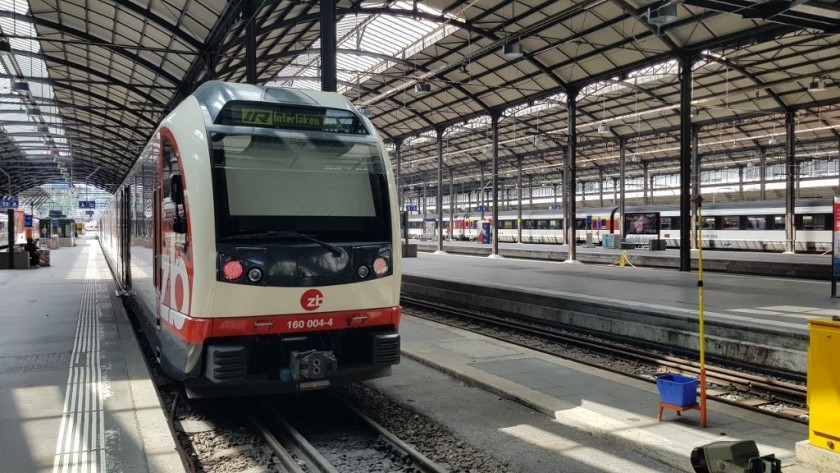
247;395;449;473
401;296;809;424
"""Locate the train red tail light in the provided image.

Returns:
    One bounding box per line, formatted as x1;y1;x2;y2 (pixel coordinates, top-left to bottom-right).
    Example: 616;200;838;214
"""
222;260;244;280
373;256;389;276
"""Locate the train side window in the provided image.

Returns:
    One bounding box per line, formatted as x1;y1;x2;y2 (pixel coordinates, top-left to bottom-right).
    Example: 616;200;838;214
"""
549;219;560;229
772;216;784;230
746;216;767;230
700;217;715;229
802;214;827;230
721;216;740;230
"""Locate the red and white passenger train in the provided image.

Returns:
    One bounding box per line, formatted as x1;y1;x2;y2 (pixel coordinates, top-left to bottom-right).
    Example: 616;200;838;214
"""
407;199;834;253
100;81;402;396
0;209;38;249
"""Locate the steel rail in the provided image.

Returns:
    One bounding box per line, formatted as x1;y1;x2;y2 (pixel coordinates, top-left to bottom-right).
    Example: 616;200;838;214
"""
402;296;808;424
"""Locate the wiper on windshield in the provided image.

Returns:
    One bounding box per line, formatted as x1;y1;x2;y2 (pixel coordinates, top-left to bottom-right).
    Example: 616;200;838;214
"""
222;231;343;257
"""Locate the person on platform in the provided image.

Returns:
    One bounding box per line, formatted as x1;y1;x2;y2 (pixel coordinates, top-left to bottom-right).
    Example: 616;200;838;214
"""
24;238;39;268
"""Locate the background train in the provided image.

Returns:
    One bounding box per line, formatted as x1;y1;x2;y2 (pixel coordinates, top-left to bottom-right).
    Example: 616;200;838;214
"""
0;210;39;250
406;199;833;253
99;81;402;397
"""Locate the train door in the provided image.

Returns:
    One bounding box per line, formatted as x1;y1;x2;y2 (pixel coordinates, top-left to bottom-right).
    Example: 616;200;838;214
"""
120;185;132;290
153;186;161;326
159;134;191;319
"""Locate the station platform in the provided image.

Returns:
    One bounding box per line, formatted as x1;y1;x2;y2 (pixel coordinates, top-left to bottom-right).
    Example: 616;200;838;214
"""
372;314;817;472
410;239;832;279
0;236;183;472
399;252;840;471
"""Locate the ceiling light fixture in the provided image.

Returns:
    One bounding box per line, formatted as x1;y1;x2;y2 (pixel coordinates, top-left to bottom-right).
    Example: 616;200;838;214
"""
502;41;524;60
768;136;778;145
598;123;611;134
0;37;12;55
647;1;680;26
12;80;29;94
414;81;431;95
808;77;826;92
359;107;371;117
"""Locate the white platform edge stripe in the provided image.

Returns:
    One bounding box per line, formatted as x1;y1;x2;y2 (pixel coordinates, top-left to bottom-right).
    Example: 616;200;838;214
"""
53;249;105;473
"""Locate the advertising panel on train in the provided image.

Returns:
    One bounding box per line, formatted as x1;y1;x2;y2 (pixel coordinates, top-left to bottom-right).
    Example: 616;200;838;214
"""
624;212;660;235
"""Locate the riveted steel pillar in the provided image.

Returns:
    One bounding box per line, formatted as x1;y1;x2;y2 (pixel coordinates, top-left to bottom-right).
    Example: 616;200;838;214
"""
679;53;694;271
244;0;257;84
760;146;767;200
436;127;445;253
491;112;500;257
619;137;626;237
785;110;796;254
517;157;523;243
320;0;337;92
566;88;578;260
393;138;403;210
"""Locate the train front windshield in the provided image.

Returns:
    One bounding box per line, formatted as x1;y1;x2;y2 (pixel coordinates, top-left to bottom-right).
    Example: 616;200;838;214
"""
210;131;391;242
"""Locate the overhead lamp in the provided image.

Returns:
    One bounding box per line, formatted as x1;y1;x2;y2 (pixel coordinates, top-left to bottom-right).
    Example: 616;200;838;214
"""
647;1;679;26
12;80;30;94
0;37;11;55
808;77;826;92
768;136;778;145
414;81;431;95
533;135;544;147
597;123;611;134
358;107;372;117
501;41;524;60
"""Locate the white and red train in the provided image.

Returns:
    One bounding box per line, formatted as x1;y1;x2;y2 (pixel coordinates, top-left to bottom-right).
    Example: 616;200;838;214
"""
0;209;39;249
100;81;402;396
407;199;833;253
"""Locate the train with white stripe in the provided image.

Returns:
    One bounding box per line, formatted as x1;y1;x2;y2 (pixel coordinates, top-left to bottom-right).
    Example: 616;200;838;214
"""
0;209;38;250
407;199;833;253
100;81;401;397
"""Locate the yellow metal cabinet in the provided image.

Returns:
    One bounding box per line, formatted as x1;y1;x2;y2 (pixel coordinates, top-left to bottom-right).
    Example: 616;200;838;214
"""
808;318;840;452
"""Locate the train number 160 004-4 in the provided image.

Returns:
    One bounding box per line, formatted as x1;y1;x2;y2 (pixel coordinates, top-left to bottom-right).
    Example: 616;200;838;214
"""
287;318;335;330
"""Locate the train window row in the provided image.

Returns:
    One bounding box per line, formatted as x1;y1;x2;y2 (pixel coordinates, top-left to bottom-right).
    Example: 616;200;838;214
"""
407;213;832;231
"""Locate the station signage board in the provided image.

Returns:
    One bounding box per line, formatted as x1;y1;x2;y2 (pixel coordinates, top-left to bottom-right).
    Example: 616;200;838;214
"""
405;204;418;211
24;215;33;227
0;199;19;209
79;201;96;209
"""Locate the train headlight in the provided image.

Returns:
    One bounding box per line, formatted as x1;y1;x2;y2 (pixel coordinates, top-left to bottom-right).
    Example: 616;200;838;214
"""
247;267;263;283
357;265;370;279
222;260;244;280
373;257;389;276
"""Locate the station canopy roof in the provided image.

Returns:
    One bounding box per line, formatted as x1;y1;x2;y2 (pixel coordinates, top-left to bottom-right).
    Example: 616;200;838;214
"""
0;0;838;196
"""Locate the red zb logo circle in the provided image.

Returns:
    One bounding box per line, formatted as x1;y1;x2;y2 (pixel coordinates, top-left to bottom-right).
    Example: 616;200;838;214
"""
300;289;324;311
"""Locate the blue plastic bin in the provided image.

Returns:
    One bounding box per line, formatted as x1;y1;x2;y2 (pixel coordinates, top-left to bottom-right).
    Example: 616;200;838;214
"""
656;374;698;406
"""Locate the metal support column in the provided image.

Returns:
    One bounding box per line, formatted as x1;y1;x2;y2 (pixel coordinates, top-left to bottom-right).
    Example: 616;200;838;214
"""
678;53;694;271
619;137;626;237
449;167;454;240
517;157;523;243
528;176;534;209
436;127;445;253
244;0;257;84
612;177;618;205
643;161;649;205
566;88;578;260
760;147;767;200
599;169;604;207
394;138;403;210
479;163;485;219
491;112;501;257
320;0;337;92
691;127;700;249
738;165;744;199
785;110;796;253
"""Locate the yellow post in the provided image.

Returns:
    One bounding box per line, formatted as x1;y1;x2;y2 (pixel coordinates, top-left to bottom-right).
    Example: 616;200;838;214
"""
694;195;707;428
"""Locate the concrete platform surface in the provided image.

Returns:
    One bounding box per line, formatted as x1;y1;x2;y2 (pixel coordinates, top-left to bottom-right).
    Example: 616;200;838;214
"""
0;236;184;473
375;315;816;472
